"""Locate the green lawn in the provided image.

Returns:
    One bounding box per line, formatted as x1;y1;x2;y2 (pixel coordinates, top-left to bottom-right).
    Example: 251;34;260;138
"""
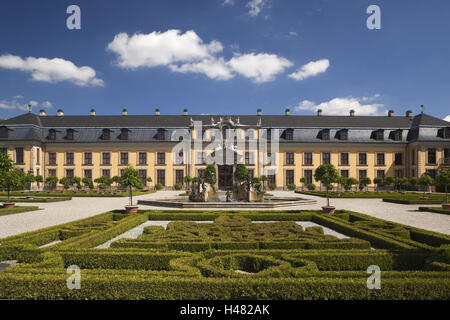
0;189;156;198
296;190;447;204
0;205;39;217
0;197;71;203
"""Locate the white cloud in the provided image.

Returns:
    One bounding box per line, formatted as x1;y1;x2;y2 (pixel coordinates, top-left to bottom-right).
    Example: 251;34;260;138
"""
228;53;293;83
108;29;294;83
169;58;234;80
294;96;386;116
289;59;330;81
0;96;53;111
222;0;235;5
0;54;103;87
107;30;223;69
246;0;266;17
444;115;450;122
286;31;298;37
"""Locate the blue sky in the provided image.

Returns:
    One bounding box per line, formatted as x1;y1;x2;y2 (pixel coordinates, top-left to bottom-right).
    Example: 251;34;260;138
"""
0;0;449;120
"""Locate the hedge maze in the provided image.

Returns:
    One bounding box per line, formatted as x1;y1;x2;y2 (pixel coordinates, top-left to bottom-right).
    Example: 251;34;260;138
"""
0;209;449;299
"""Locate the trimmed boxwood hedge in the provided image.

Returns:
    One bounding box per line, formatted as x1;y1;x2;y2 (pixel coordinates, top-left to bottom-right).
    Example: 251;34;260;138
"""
0;206;39;217
419;207;450;216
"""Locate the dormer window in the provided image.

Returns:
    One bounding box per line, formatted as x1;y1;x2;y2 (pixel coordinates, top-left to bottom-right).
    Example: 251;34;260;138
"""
66;129;75;140
120;128;130;140
391;129;402;141
102;129;111;140
445;127;450;139
0;126;11;138
48;129;56;140
338;129;348;141
321;129;330;140
373;129;384;141
284;129;293;140
157;128;166;141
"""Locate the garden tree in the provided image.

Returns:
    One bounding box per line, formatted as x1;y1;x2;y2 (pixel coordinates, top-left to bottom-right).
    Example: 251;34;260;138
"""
45;176;58;190
94;176;112;191
384;176;394;191
59;177;70;190
183;175;191;191
397;177;409;191
35;175;43;188
418;174;434;198
252;177;262;192
336;176;347;192
261;175;268;191
373;177;383;192
359;177;372;191
300;177;307;191
314;164;339;207
112;176;121;190
435;169;450;203
146;177;153;185
204;164;217;188
118;166;144;206
82;177;94;189
409;177;419;190
234;163;248;184
24;173;36;190
70;176;82;190
0;168;26;202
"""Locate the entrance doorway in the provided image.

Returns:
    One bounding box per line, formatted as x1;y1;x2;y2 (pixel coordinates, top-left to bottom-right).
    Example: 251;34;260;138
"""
218;165;233;190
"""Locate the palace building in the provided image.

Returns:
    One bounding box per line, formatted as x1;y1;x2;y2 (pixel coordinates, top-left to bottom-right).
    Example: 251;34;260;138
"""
1;107;449;190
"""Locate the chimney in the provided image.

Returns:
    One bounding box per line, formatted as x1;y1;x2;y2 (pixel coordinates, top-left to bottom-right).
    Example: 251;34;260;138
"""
122;108;127;116
285;108;290;116
39;109;46;116
183;108;188;116
317;109;323;117
350;110;355;117
406;110;413;118
155;108;160;116
90;109;95;116
388;110;394;117
257;108;262;116
57;109;64;116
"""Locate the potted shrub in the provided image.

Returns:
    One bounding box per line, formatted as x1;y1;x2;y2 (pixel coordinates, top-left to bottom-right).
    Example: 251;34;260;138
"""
118;166;144;213
174;182;183;191
268;183;277;191
287;183;296;191
307;183;316;191
1;170;25;209
314;164;339;214
435;169;450;210
155;183;163;191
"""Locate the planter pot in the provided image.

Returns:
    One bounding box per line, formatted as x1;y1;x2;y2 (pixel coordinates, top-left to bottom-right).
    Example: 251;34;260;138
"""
125;205;139;213
322;206;335;214
442;203;450;211
3;202;15;209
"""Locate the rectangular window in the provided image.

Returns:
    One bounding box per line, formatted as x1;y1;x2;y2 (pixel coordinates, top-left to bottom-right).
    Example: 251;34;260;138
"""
285;152;294;165
120;152;129;165
101;169;110;178
340;152;349;166
340;170;349;178
359;170;367;180
102;152;111;165
36;148;40;165
84;152;92;165
358;153;367;166
427;148;436;164
15;147;24;164
322;152;331;165
175;169;184;185
376;170;385;179
138;169;147;185
394;153;403;166
394;169;403;178
138;152;147;165
304;152;313;165
83;169;92;179
157;169;165;186
304;170;313;184
321;129;330;140
245;152;254;165
285;170;294;186
48;169;56;177
66;169;74;179
268;172;276;185
48;152;57;165
157;152;166;165
66;152;74;165
445;149;450;164
285;130;293;140
376;153;385;166
411;149;415;165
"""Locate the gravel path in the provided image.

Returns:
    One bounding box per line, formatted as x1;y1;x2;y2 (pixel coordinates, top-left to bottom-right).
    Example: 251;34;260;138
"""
1;190;449;239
